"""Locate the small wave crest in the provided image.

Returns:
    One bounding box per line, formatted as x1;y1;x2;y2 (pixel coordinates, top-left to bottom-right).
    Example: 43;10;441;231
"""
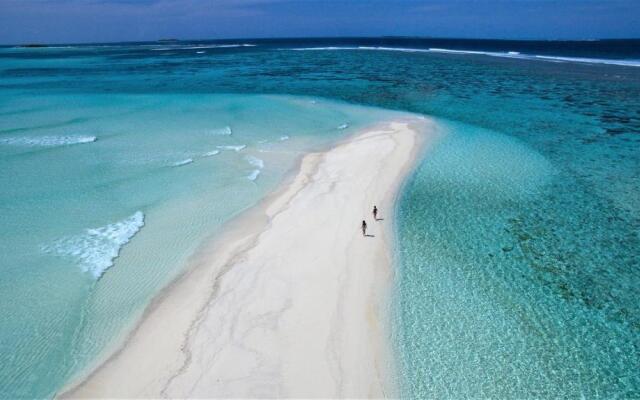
43;211;145;279
289;46;427;53
533;55;640;67
428;48;640;67
217;145;246;152
290;46;358;51
203;150;220;157
279;135;290;141
0;135;97;147
182;44;256;49
337;123;349;130
172;158;193;167
152;44;256;51
359;46;430;53
428;47;489;55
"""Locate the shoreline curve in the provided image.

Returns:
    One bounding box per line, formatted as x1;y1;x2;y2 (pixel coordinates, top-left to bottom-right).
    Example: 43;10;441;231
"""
60;116;439;398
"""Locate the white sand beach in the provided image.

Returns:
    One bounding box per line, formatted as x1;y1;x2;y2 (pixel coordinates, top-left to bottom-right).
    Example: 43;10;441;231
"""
62;117;436;398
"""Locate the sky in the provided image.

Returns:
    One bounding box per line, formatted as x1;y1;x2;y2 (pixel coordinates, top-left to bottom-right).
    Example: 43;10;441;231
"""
0;0;639;44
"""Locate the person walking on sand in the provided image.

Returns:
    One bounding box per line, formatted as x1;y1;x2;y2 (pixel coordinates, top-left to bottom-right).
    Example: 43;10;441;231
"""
361;220;367;236
373;205;378;221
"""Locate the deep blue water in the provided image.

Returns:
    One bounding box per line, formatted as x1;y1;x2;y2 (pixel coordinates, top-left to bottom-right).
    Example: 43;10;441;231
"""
4;37;640;59
1;38;639;398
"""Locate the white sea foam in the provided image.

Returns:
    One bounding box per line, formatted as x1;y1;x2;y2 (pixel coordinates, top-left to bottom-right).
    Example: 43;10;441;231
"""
196;51;205;54
217;145;246;152
290;46;357;51
426;48;640;67
0;135;97;147
182;44;256;49
428;47;492;55
359;46;431;53
152;44;256;51
533;55;640;67
296;46;510;58
210;126;233;135
244;155;264;181
247;169;261;181
203;150;220;157
172;158;193;167
245;155;264;169
288;46;640;68
43;211;145;279
279;135;290;141
290;46;428;53
337;123;349;130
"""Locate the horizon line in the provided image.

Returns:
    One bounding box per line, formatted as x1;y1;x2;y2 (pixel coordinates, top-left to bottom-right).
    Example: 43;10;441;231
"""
3;35;640;47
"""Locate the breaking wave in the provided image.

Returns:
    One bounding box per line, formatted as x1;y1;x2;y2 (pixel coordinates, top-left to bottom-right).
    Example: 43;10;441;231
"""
42;212;145;279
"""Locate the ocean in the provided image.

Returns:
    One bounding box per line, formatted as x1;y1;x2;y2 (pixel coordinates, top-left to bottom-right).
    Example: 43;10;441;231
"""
1;38;639;398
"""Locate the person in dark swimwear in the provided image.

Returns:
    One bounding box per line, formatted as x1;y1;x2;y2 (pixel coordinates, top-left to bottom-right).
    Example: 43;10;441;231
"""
361;220;367;236
373;205;378;221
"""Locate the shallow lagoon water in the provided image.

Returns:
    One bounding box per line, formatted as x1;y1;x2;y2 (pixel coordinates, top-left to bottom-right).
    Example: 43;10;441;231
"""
394;121;639;397
1;39;639;398
0;90;405;398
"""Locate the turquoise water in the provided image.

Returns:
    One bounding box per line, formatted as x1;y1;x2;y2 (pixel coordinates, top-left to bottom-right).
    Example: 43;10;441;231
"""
0;89;405;398
1;39;639;398
394;121;638;397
